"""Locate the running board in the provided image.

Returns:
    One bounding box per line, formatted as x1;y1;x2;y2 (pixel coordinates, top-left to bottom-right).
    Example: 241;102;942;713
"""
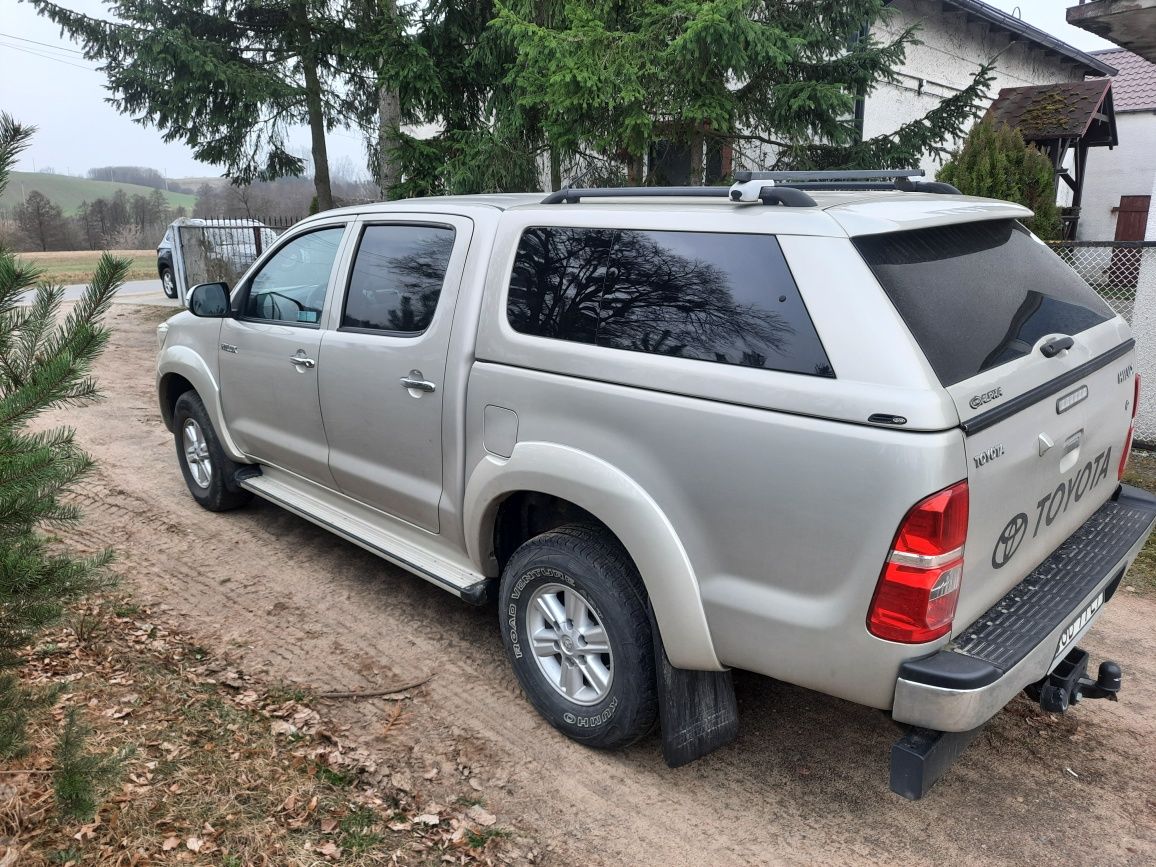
239;471;492;604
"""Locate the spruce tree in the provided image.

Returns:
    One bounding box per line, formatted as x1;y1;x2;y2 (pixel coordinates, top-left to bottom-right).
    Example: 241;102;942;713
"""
386;0;995;194
31;0;376;211
937;116;1063;240
0;113;128;758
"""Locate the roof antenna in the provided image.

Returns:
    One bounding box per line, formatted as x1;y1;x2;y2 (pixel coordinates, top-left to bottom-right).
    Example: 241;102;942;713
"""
1011;6;1021;19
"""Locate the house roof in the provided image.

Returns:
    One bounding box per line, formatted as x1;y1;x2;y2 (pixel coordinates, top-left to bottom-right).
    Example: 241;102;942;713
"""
986;79;1117;144
936;1;1117;76
1090;48;1156;112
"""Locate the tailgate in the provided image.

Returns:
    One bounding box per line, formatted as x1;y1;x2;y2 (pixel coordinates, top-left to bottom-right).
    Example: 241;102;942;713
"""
854;220;1137;630
949;333;1135;628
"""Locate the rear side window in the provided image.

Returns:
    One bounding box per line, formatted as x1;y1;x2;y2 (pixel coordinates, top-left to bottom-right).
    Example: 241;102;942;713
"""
343;224;455;334
508;227;833;377
854;220;1114;386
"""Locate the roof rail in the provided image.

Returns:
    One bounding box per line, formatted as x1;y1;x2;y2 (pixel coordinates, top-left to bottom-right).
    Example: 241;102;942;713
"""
733;169;925;183
540;185;819;207
538;169;960;209
540;186;730;204
730;169;961;196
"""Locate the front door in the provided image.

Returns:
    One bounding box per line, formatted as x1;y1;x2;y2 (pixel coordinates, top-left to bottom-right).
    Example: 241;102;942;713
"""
1110;195;1151;288
219;224;349;486
318;216;473;532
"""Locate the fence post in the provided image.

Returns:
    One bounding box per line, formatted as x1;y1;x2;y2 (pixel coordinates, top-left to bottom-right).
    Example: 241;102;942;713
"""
1132;177;1156;446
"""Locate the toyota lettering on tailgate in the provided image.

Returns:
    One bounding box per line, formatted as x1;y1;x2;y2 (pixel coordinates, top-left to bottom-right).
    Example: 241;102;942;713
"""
992;446;1113;569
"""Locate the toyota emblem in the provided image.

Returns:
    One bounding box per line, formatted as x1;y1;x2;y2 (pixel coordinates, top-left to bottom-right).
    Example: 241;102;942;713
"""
992;513;1028;569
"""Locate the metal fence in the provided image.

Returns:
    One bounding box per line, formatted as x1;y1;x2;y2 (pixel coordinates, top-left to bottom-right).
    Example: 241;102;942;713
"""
173;216;301;299
1048;241;1155;326
1049;240;1156;444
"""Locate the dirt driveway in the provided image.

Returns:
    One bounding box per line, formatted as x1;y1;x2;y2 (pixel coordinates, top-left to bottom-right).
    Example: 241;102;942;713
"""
49;304;1156;866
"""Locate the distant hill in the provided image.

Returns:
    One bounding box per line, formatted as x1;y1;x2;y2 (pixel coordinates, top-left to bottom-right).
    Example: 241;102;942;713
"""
0;172;197;216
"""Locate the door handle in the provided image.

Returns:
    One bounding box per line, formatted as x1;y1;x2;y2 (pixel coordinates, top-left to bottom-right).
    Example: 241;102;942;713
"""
1040;336;1074;358
400;370;436;393
289;355;316;368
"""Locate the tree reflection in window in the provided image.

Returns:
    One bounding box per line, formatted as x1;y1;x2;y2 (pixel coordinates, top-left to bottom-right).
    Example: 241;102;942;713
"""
508;227;833;377
343;225;456;333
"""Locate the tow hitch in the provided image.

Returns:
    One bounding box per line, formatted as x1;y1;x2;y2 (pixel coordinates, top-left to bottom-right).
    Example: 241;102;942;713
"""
890;647;1124;800
1026;646;1122;713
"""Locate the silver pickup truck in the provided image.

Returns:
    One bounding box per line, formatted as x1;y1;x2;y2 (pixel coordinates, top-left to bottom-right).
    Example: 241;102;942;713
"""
156;171;1156;798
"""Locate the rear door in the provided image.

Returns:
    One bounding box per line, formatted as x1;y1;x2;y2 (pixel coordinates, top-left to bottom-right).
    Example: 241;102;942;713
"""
855;220;1136;630
317;215;472;533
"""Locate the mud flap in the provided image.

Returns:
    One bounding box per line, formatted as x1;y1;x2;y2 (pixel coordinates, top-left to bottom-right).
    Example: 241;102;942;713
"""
650;604;738;767
889;724;984;800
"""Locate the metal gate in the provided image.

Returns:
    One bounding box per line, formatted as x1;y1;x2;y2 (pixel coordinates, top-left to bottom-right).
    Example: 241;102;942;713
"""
172;216;299;302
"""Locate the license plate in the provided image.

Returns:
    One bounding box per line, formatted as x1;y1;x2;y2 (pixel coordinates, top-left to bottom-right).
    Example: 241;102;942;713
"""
1054;591;1105;662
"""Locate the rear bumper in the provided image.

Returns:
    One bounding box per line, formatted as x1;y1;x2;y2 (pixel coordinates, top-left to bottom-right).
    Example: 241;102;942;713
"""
892;483;1156;732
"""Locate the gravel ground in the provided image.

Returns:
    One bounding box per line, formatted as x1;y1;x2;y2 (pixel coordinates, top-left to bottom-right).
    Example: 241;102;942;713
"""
44;303;1156;866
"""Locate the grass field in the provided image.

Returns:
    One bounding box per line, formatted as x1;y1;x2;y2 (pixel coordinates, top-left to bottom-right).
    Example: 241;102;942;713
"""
1;171;197;215
19;249;157;284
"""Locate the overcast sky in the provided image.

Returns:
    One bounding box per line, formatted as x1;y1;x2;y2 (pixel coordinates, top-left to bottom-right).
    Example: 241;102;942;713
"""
0;0;1117;181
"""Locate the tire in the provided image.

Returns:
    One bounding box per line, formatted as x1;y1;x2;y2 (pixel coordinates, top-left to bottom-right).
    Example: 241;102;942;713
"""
172;391;253;511
160;265;177;299
499;524;657;749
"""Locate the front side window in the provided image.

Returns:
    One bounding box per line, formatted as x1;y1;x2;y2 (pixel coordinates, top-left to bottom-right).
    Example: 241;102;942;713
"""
342;224;456;333
243;227;345;325
508;227;833;377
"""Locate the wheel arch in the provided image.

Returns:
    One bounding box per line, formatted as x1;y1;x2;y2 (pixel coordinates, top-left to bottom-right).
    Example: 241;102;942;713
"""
157;347;247;462
464;442;722;671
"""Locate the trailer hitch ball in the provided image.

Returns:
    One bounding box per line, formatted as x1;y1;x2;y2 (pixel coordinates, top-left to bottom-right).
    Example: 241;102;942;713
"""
1095;660;1122;694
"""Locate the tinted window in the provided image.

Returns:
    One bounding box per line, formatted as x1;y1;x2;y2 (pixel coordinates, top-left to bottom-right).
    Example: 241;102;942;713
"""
508;228;614;344
854;220;1114;386
508;227;833;377
343;224;456;333
244;227;344;324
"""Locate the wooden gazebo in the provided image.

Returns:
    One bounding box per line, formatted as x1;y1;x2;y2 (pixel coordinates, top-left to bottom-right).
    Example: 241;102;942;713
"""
986;79;1118;238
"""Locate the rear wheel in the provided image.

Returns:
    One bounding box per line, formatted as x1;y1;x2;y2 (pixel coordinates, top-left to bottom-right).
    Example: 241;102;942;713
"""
160;265;177;299
498;524;657;749
173;391;252;511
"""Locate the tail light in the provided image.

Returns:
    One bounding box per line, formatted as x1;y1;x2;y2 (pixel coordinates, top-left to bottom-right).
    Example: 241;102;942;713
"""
867;481;969;643
1119;373;1140;480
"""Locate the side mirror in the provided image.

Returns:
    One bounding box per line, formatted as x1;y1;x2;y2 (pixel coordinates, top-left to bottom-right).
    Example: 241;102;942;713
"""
188;282;230;317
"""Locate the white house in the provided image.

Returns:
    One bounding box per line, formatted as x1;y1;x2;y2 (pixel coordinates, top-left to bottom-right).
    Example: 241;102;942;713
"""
676;0;1115;184
865;0;1116;178
1078;48;1156;242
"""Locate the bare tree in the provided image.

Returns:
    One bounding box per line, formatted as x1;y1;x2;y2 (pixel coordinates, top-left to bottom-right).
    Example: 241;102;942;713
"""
15;191;67;251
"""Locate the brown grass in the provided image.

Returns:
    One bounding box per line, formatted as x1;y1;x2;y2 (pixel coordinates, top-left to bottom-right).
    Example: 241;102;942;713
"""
18;250;157;285
2;596;521;865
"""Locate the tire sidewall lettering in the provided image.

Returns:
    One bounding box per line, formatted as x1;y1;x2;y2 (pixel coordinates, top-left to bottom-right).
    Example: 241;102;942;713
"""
506;564;619;729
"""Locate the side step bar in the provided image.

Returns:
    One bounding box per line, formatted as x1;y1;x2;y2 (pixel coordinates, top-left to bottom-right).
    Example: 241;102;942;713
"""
238;469;492;605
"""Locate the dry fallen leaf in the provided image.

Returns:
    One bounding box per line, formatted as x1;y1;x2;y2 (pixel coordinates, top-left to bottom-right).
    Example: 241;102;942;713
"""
185;836;203;852
415;813;441;826
467;805;496;827
162;836;180;851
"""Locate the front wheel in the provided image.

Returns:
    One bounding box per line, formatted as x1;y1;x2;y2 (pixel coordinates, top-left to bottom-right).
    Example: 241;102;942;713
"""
172;391;252;511
499;524;657;749
160;266;177;299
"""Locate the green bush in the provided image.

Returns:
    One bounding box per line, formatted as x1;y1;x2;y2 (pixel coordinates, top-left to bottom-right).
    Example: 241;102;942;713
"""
938;117;1063;241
